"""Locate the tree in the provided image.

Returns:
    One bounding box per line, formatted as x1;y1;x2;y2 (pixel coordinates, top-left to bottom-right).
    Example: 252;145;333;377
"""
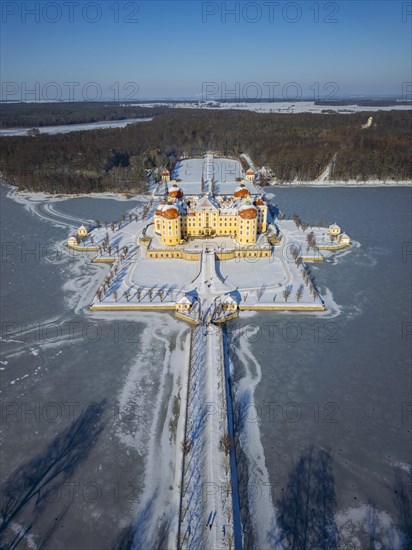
283;285;293;302
296;285;304;302
292;214;301;228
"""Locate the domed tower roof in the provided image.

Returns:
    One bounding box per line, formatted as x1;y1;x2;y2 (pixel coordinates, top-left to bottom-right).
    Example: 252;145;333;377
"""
238;202;257;219
255;196;265;206
234;181;250;199
161;204;180;219
168;182;183;199
155;202;165;216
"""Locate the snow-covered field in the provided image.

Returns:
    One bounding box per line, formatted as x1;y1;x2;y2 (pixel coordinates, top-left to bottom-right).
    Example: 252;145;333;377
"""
217;256;286;289
168;156;258;196
131;257;199;289
125;100;412;115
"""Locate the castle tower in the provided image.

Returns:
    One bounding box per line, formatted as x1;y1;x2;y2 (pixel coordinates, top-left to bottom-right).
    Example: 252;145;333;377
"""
234;181;250;199
161;168;171;183
161;204;181;246
246;169;255;182
236;203;257;245
254;196;268;233
168;182;184;199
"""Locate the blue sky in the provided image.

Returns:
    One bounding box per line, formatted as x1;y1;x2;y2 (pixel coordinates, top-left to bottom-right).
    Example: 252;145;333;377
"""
1;0;411;100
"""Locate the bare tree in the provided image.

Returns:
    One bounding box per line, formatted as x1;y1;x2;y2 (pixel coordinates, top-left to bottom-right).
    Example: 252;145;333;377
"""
283;284;293;302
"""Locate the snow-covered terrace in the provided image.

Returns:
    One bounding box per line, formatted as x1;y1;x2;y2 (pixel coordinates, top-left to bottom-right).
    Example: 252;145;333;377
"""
172;158;204;194
158;156;259;197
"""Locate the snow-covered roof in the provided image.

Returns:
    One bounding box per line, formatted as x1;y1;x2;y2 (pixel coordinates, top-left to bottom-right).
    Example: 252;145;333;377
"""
238;202;257;213
254;196;266;206
234;182;250;197
177;294;194;304
196;194;220;210
161;204;180;219
168;182;184;198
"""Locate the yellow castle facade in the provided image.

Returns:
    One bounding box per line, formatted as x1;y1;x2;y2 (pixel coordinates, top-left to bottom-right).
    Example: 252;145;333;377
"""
154;181;268;246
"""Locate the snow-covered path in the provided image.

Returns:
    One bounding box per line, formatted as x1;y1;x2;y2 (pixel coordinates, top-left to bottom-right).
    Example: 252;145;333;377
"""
178;324;237;549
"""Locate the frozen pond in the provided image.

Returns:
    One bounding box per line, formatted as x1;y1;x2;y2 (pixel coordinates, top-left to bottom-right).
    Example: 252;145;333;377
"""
0;117;153;137
1;183;411;548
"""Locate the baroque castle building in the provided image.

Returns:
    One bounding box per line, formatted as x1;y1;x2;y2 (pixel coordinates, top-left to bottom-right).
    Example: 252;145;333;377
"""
154;181;268;246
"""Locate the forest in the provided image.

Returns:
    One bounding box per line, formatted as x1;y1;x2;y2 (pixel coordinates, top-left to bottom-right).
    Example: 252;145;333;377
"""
0;107;410;193
0;102;168;128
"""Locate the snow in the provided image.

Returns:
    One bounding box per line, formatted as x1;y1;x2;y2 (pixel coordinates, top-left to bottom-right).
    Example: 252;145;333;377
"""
161;156;259;197
172;158;204;194
131;258;199;289
178;325;235;549
0;118;152;137
226;324;278;547
123;100;412;115
60;155;357;547
217;256;285;289
271;178;412;187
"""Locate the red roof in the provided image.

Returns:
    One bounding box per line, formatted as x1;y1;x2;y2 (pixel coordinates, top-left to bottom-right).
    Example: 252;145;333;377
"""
239;207;257;220
234;187;250;198
162;205;179;219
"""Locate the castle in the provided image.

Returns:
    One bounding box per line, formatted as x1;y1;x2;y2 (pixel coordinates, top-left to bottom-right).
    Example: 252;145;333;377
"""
154;180;268;246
